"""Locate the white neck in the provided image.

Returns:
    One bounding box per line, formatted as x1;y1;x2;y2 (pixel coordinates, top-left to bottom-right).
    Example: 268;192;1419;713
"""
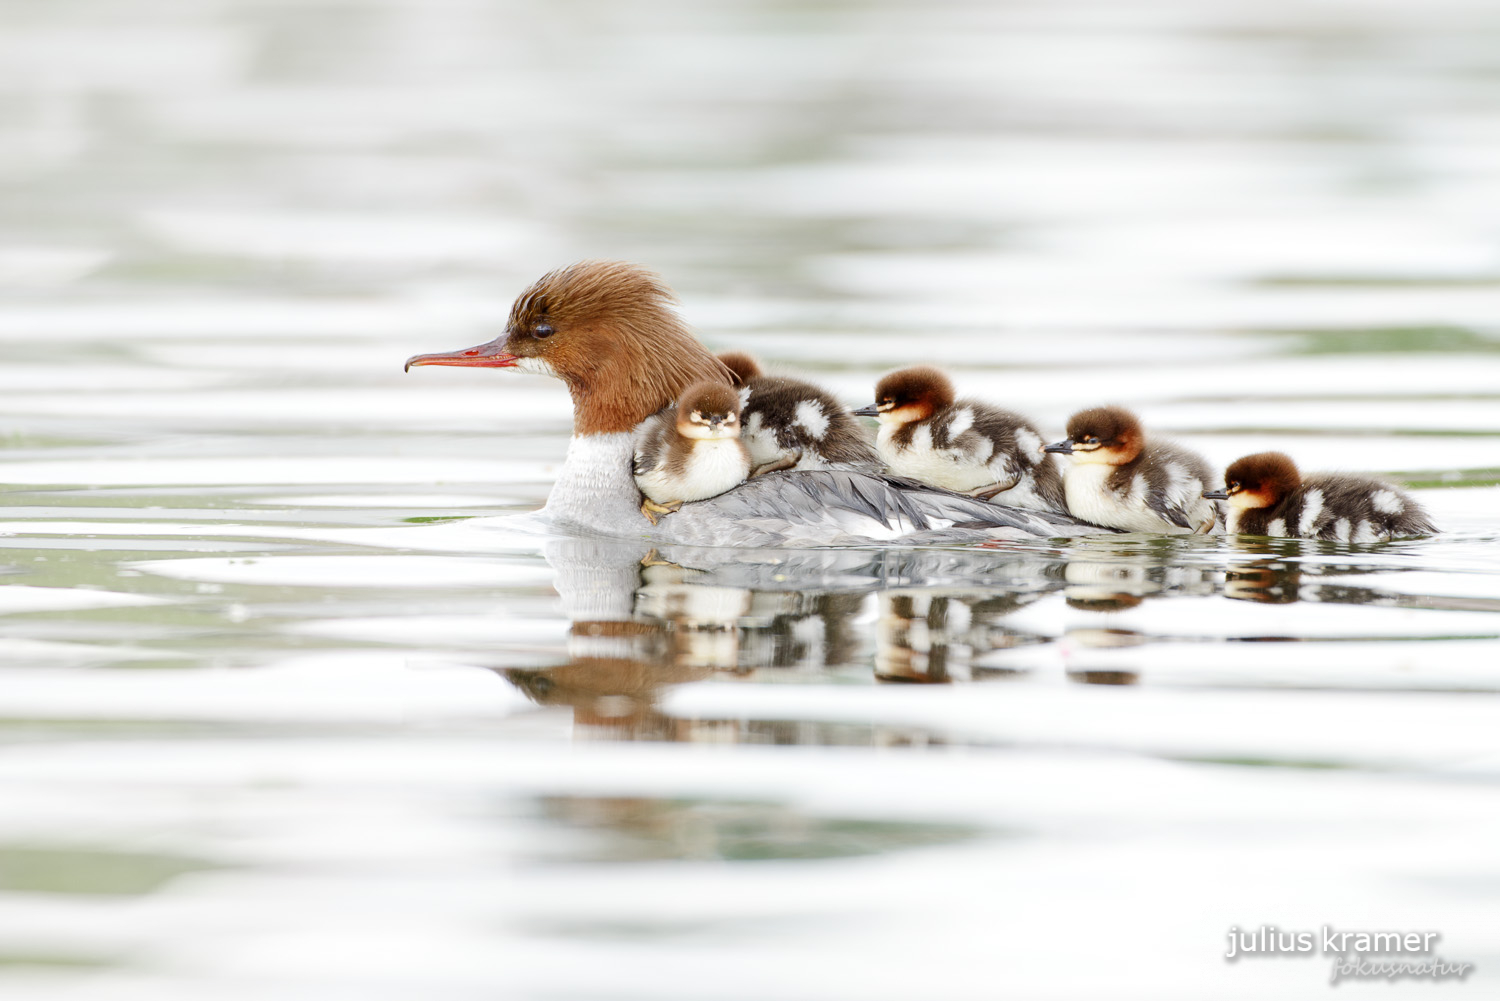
541;433;655;537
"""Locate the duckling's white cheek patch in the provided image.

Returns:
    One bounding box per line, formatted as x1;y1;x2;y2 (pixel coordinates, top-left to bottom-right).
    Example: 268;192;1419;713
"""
1370;489;1404;515
515;357;557;377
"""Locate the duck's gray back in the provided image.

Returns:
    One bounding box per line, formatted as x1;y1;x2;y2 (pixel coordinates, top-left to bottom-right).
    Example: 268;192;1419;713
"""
657;468;1108;547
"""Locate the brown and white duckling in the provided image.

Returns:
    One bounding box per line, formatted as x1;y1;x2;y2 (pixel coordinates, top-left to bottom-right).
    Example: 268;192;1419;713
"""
632;380;751;524
851;365;1066;513
1204;451;1435;542
1045;406;1217;534
717;351;878;477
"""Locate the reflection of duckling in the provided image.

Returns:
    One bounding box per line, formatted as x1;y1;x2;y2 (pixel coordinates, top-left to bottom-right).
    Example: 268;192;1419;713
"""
1224;564;1302;604
1045;406;1217;534
854;366;1066;513
877;593;966;683
718;351;878;476
1068;669;1140;686
633;381;751;524
634;579;752;671
1205;452;1435;542
1062;561;1155;611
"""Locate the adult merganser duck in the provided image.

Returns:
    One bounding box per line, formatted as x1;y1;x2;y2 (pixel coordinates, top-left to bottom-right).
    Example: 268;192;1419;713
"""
633;380;751;524
851;365;1066;514
1204;451;1435;542
404;260;1105;546
1044;405;1218;534
718;350;879;477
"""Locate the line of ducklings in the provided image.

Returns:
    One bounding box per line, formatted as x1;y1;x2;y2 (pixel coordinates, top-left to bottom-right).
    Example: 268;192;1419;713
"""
632;356;1435;542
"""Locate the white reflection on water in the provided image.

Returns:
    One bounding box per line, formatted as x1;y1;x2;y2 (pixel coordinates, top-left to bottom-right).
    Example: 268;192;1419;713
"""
3;0;1500;998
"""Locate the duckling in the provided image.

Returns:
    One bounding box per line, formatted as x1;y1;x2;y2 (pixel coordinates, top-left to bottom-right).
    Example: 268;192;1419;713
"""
717;350;878;476
1204;451;1435;542
851;365;1066;513
633;381;751;524
1044;406;1217;534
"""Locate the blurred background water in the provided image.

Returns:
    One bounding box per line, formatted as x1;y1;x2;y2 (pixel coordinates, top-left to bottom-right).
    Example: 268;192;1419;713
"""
3;0;1500;998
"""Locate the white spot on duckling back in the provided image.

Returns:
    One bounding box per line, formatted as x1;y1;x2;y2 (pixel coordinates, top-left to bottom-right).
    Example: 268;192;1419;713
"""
1351;520;1379;543
1298;488;1324;536
1370;489;1404;515
1334;516;1352;542
1015;428;1042;460
946;407;974;438
793;400;830;439
1267;518;1287;537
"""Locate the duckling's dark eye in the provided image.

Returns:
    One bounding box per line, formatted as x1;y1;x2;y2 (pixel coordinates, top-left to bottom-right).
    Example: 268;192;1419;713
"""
533;323;554;339
1228;481;1240;491
1084;436;1099;444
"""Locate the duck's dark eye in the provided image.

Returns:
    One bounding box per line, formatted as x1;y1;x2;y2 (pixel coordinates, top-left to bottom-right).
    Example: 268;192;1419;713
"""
533;323;554;339
1084;436;1099;444
1229;481;1240;491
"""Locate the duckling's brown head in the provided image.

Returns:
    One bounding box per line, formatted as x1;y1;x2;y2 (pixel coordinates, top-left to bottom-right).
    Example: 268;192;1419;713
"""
1046;406;1145;465
1207;451;1301;509
406;261;732;434
675;380;743;440
856;366;955;425
717;351;763;387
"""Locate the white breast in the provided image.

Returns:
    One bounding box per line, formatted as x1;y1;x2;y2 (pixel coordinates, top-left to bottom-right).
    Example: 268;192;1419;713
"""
739;411;782;468
1062;464;1195;534
637;438;749;504
877;421;1007;494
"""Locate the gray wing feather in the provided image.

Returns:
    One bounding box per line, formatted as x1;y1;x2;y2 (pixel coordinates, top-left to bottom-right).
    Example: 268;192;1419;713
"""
660;469;1111;546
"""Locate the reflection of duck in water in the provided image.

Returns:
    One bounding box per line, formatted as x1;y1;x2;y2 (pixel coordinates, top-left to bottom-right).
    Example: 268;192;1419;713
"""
1205;452;1435;542
876;591;1055;684
1223;563;1303;604
1046;406;1218;534
497;537;1305;744
406;260;1104;545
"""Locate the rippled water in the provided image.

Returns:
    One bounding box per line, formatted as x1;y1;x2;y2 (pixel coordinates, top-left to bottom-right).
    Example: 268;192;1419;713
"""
4;1;1500;998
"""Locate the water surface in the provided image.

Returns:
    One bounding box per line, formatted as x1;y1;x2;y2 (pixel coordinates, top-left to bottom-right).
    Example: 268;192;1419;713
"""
3;0;1500;998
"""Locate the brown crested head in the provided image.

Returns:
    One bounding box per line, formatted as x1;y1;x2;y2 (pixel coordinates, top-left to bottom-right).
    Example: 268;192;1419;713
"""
717;351;763;387
871;366;955;421
1220;451;1301;509
406;260;732;434
1062;405;1144;462
506;261;732;432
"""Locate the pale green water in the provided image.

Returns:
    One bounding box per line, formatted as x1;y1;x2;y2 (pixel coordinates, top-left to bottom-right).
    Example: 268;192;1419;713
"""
3;1;1500;998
